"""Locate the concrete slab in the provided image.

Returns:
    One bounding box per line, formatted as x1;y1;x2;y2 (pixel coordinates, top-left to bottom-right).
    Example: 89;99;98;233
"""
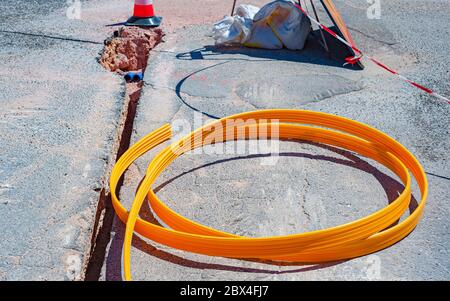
0;0;131;280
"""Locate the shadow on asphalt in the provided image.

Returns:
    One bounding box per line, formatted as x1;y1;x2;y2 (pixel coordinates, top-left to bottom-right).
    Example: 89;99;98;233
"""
172;28;364;120
175;28;362;70
174;61;230;120
103;141;418;281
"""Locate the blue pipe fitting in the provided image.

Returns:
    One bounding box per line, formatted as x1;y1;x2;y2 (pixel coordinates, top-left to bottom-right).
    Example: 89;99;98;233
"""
124;72;143;82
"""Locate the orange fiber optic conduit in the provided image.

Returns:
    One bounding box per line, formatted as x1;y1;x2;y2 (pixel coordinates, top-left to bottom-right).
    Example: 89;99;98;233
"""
109;109;428;281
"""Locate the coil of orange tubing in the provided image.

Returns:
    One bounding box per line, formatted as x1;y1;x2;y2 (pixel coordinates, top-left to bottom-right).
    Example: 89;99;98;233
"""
110;109;428;281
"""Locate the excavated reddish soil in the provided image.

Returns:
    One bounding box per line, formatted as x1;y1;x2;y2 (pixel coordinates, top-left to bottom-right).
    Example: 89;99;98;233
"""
100;27;164;72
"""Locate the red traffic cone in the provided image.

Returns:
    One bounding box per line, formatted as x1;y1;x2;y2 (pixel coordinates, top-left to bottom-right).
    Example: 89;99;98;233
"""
126;0;162;27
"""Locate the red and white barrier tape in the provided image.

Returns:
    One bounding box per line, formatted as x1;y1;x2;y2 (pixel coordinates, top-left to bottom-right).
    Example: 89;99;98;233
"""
295;5;449;104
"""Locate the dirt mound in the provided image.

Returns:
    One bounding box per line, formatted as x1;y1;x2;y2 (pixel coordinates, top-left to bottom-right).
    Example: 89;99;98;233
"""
100;27;164;72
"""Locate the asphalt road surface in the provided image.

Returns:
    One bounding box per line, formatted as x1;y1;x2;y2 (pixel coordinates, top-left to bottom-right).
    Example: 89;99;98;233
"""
0;0;448;281
101;0;449;281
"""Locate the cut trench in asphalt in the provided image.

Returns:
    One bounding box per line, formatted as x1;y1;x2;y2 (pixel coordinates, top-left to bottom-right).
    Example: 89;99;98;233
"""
84;27;164;281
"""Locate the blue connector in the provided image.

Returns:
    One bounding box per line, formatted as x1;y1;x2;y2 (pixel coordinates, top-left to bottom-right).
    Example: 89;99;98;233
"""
133;72;143;81
124;72;143;82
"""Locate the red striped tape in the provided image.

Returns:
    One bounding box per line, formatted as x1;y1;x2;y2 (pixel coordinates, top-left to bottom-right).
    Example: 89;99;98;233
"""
295;4;449;103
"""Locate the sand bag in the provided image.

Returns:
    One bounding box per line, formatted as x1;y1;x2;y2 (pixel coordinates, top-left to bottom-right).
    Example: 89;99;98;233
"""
245;0;311;50
212;4;260;45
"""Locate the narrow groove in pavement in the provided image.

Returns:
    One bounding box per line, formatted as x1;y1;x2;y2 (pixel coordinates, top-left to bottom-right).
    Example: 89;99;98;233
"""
0;29;102;44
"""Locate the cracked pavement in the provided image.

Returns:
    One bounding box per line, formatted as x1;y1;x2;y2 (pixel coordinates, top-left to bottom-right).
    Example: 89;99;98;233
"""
0;0;132;280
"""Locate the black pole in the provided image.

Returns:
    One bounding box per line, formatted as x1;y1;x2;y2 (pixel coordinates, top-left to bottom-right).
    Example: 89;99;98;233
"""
231;0;237;15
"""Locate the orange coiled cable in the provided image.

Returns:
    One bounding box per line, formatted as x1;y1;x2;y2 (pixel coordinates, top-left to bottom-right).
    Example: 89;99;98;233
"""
109;109;427;281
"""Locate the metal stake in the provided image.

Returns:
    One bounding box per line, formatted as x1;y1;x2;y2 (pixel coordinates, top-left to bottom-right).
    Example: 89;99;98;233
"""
309;0;330;53
231;0;237;16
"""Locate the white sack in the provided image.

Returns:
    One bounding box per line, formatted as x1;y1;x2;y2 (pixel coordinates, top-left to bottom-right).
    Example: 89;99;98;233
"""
213;1;311;50
212;4;259;46
235;4;260;19
245;0;311;50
